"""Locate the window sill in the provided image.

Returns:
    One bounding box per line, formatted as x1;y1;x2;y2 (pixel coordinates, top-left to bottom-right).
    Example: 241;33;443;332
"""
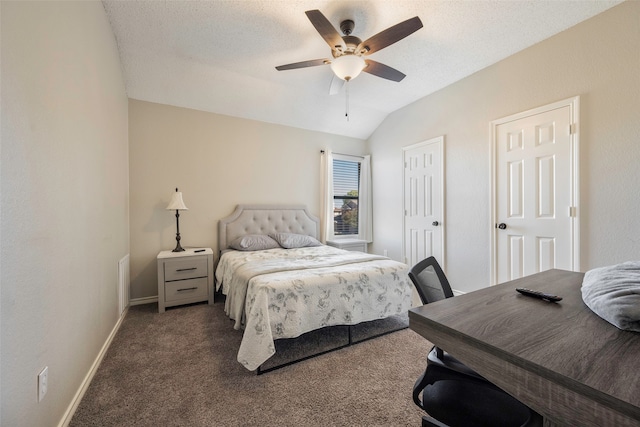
326;239;368;253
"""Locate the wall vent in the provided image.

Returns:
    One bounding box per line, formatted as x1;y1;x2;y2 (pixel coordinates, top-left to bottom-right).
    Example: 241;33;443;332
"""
118;254;130;316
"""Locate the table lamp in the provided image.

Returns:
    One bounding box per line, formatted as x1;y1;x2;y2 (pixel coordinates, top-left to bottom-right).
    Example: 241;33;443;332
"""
166;188;188;252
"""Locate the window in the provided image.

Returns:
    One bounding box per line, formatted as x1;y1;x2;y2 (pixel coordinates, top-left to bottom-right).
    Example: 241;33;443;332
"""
333;157;361;236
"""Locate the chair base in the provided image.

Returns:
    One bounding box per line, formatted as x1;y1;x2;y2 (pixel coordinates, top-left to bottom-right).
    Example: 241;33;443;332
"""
417;349;543;427
422;415;449;427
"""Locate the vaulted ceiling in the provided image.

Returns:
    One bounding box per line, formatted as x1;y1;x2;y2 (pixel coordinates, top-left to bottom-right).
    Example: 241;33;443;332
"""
102;0;622;139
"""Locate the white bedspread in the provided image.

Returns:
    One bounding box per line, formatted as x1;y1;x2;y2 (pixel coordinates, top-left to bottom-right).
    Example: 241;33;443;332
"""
215;246;412;370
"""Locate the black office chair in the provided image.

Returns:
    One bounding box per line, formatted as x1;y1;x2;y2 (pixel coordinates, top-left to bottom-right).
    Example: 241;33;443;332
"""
409;256;543;427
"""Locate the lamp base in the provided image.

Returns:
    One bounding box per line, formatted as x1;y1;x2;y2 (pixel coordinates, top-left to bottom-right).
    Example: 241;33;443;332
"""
172;232;185;252
172;210;185;252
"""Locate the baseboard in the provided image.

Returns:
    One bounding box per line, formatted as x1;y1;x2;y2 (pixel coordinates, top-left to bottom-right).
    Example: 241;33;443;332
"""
57;306;129;427
452;289;466;296
129;295;158;306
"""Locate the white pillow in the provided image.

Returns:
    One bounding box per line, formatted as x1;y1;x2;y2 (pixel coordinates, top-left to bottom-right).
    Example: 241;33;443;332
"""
229;234;280;251
269;233;321;249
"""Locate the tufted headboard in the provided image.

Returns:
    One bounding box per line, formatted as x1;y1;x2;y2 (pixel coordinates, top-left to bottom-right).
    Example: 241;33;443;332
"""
218;204;321;251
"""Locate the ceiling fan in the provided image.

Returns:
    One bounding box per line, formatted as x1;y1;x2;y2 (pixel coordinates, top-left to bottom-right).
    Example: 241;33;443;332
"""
276;10;423;94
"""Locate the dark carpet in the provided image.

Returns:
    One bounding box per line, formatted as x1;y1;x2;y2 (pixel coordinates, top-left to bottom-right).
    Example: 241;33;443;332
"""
70;301;431;426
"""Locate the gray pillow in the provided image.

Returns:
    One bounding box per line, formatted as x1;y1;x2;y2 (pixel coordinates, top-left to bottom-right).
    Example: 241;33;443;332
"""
581;261;640;332
229;234;280;251
269;232;321;249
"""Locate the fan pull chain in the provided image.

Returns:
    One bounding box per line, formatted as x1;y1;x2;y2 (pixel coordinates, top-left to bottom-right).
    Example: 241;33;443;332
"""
345;79;350;121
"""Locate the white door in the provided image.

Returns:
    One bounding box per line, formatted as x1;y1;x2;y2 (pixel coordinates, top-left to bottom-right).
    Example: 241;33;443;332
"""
403;137;444;268
492;98;579;284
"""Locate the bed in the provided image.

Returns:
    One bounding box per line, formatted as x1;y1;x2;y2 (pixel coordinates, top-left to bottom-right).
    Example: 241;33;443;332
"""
215;204;413;371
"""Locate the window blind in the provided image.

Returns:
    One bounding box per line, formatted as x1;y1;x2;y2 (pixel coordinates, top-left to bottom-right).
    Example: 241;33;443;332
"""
333;159;360;235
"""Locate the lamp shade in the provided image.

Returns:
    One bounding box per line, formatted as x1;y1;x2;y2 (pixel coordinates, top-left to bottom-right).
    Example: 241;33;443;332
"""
330;54;366;81
166;191;188;210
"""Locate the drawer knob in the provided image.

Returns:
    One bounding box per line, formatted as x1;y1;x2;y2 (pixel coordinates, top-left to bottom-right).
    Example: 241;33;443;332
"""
177;287;198;292
176;267;197;272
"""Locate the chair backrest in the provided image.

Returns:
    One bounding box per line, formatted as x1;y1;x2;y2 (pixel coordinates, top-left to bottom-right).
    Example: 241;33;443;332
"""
408;256;454;304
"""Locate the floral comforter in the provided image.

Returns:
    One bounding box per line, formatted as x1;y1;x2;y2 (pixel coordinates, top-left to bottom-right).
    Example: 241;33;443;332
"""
215;245;412;370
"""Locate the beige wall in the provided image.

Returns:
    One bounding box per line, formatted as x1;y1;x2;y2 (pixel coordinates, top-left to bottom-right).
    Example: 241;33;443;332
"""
368;1;640;293
1;2;129;426
2;2;635;422
129;100;365;300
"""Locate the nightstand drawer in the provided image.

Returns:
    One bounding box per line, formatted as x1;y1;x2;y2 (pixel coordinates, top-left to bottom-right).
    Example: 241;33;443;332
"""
157;248;213;313
165;277;208;302
164;257;208;281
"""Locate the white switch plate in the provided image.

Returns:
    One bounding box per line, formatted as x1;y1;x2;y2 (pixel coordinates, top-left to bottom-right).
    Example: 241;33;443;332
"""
38;366;48;402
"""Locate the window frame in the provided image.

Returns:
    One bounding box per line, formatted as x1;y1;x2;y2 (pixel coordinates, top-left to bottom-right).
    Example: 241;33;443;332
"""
331;154;363;239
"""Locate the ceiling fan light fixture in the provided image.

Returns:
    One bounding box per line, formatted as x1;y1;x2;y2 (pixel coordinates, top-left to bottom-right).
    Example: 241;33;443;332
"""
330;54;366;81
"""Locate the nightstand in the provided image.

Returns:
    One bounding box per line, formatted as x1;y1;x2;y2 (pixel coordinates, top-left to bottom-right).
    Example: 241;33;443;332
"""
157;248;214;313
326;239;368;253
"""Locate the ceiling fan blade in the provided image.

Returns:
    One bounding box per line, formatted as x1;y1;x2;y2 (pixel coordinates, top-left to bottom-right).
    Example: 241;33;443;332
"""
358;16;423;55
363;60;406;82
276;58;329;71
329;75;345;95
305;10;346;51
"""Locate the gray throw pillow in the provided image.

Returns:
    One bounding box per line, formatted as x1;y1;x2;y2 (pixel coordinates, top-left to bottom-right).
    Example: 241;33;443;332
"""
581;261;640;332
269;233;321;249
229;234;281;251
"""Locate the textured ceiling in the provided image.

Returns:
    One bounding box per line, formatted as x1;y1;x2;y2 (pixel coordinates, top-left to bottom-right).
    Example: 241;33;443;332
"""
102;0;622;139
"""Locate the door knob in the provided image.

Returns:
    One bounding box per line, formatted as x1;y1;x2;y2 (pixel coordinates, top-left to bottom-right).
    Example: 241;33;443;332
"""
432;221;439;226
497;223;507;230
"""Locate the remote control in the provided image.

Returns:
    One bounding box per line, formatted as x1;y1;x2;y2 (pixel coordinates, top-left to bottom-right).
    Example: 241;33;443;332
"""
194;249;205;253
516;288;562;302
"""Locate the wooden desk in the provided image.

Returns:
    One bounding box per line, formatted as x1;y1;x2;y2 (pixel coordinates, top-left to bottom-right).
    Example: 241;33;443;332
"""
409;269;640;426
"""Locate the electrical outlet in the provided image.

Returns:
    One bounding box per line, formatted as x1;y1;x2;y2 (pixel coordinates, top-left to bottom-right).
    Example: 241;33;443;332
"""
38;366;48;402
383;249;388;257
